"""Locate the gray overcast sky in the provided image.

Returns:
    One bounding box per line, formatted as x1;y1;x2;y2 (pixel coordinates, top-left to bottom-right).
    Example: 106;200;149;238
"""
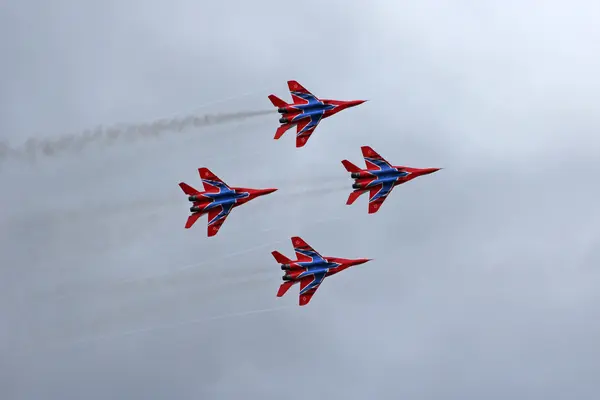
1;1;600;399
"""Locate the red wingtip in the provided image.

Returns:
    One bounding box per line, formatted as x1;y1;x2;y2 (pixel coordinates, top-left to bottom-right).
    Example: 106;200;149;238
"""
299;294;311;306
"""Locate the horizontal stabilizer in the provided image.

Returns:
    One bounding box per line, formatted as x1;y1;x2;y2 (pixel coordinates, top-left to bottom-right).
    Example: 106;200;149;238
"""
274;124;293;140
272;251;293;264
185;213;202;229
341;160;361;173
268;94;288;108
277;281;295;297
347;190;366;205
179;182;199;196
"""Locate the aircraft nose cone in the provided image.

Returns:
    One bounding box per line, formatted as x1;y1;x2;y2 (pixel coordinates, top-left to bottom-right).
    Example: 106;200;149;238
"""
422;168;442;175
355;258;372;265
350;100;367;107
261;188;278;195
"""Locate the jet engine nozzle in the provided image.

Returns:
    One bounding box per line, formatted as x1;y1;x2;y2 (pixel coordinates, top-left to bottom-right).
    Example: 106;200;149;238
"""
352;183;366;190
279;117;289;124
277;108;288;114
351;173;361;179
282;274;293;281
190;206;201;212
188;195;200;202
280;264;291;270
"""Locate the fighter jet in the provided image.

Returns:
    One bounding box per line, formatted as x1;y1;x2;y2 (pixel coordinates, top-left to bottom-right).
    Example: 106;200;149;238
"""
178;167;277;236
268;80;366;148
273;236;372;306
342;146;441;214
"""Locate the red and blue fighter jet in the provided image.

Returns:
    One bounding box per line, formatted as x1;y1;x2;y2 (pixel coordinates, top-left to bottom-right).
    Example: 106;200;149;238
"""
342;146;441;214
178;167;277;237
268;80;366;148
272;236;372;306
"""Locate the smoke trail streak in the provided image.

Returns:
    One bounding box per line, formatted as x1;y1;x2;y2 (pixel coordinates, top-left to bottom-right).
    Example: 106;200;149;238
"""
56;305;293;351
45;214;347;301
110;214;347;284
10;181;349;227
287;184;349;197
181;86;271;112
118;240;287;286
45;239;285;301
0;109;275;163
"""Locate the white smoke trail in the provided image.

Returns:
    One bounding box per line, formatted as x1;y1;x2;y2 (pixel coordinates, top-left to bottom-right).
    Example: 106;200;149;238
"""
64;305;293;349
117;239;287;286
44;214;347;302
114;214;347;282
13;179;349;227
1;86;276;165
285;183;349;197
0;109;275;163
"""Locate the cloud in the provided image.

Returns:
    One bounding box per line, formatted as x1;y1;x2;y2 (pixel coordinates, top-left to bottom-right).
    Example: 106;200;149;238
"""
1;1;600;399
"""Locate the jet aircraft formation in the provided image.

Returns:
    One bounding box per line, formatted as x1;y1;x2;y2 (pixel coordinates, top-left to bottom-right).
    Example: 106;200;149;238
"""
178;80;440;306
